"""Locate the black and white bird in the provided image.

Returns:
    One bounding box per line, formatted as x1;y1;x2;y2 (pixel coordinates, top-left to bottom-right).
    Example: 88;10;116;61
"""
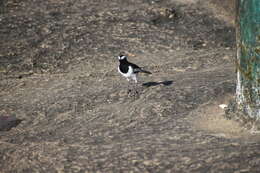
117;54;151;86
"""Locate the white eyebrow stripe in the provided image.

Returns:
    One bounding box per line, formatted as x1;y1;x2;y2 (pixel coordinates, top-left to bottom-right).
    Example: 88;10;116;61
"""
118;55;126;60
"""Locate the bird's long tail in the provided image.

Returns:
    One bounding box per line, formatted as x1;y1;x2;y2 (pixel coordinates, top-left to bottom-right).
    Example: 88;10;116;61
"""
141;69;152;74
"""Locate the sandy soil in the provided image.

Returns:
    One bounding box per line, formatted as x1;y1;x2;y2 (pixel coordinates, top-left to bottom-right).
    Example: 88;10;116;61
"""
1;0;260;172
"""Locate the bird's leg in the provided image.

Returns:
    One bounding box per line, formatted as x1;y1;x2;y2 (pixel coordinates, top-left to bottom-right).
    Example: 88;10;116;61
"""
127;83;132;94
127;80;136;97
127;78;131;94
133;77;139;97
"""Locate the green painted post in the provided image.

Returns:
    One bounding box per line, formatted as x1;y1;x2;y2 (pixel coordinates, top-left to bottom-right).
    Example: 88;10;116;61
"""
236;0;260;119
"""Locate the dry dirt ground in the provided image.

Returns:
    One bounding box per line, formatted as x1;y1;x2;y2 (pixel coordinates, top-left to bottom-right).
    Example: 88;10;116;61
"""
1;0;260;172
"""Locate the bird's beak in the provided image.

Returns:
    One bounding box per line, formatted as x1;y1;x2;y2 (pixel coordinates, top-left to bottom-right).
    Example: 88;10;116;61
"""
127;53;135;57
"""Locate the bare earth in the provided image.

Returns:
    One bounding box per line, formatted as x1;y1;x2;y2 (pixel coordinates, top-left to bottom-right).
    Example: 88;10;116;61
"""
1;0;260;172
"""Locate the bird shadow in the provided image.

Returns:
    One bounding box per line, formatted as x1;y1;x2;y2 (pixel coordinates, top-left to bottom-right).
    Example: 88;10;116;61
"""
142;80;173;87
0;116;23;131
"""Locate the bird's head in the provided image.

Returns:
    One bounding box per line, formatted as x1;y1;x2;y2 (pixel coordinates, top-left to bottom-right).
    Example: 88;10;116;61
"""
118;54;127;61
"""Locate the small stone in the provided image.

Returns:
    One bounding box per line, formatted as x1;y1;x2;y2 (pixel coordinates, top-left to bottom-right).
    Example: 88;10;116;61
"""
219;104;228;109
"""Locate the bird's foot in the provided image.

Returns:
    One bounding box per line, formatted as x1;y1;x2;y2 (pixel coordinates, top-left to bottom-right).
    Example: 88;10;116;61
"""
127;89;132;94
127;88;139;98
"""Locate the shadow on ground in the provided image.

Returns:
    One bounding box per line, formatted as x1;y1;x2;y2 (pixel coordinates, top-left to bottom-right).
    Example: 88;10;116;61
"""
142;80;173;87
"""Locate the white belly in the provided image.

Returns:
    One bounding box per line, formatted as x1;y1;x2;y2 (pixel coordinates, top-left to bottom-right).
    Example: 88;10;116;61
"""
118;66;137;82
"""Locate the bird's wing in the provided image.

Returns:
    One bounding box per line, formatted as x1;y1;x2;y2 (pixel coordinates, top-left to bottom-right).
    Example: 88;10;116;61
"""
128;62;142;73
129;62;140;69
133;68;142;73
128;62;151;74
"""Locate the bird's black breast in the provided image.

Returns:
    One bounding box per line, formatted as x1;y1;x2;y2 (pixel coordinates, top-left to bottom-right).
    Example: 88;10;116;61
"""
119;64;129;73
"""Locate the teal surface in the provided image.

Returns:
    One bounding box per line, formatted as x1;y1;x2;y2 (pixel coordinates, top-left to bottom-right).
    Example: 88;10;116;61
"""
238;0;260;112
